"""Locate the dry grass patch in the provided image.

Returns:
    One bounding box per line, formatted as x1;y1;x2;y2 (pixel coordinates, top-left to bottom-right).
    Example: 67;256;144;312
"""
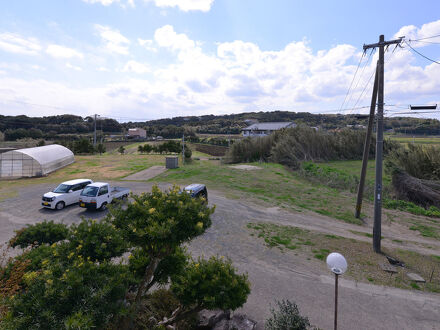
0;154;165;197
247;222;440;293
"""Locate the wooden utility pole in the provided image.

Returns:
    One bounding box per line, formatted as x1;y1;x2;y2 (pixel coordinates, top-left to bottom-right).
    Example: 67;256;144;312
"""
93;114;97;147
182;134;185;165
362;35;403;253
355;64;379;218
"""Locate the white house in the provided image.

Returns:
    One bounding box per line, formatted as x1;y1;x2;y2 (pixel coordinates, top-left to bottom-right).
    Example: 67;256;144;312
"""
241;122;296;137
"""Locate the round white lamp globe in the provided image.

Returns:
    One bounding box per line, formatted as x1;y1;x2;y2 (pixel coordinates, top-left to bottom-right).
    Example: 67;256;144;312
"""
326;252;347;275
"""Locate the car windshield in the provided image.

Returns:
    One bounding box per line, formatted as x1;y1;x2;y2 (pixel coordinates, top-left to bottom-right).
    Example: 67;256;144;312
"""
81;186;98;197
53;184;71;193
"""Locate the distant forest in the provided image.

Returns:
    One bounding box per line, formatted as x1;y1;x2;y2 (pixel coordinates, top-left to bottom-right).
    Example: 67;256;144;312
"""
1;111;440;141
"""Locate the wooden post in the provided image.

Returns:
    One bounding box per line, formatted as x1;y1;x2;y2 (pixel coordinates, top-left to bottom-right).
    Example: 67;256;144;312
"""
362;35;402;253
355;63;379;218
373;35;385;253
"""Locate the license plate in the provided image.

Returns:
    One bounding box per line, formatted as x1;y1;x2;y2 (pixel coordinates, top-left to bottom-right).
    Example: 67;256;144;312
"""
43;202;49;206
80;203;85;207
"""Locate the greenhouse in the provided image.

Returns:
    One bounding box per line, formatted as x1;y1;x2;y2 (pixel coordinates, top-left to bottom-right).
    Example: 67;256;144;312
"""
0;144;74;179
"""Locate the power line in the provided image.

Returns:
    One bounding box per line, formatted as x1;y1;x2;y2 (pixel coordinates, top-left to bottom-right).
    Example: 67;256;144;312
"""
345;49;374;114
339;51;365;111
350;47;401;112
404;41;440;65
409;40;440;45
410;34;440;41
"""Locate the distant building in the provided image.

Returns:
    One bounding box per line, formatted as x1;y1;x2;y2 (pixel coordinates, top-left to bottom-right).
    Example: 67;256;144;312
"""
242;122;296;137
128;128;146;139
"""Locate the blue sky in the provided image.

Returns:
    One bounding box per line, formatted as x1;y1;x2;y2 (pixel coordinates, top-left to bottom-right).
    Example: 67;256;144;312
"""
0;0;439;121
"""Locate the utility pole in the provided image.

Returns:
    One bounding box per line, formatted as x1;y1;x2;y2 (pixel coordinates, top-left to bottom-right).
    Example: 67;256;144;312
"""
93;114;97;147
182;133;185;165
355;64;379;218
362;35;403;253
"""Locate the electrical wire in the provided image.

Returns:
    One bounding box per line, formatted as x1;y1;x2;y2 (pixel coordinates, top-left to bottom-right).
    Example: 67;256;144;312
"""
350;47;401;112
404;41;440;65
344;49;374;115
409;40;440;45
409;34;440;41
339;51;365;111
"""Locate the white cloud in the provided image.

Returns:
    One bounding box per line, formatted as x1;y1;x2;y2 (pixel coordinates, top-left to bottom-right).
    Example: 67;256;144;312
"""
395;19;440;47
144;0;214;12
154;25;195;52
95;24;130;55
82;0;135;7
0;33;41;55
66;63;83;71
82;0;120;6
3;21;440;120
46;44;84;59
138;38;157;52
123;60;150;74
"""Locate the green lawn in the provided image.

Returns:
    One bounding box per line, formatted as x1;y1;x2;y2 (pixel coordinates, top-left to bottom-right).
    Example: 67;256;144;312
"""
154;160;363;225
388;136;440;146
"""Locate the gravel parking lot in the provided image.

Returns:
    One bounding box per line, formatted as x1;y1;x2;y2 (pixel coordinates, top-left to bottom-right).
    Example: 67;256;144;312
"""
1;182;440;329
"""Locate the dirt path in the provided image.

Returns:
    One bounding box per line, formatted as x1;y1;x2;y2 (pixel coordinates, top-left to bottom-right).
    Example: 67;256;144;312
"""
1;183;439;329
121;165;167;181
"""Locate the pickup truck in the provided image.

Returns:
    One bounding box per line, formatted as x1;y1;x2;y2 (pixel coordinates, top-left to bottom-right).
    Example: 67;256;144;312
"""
42;179;93;210
79;182;130;210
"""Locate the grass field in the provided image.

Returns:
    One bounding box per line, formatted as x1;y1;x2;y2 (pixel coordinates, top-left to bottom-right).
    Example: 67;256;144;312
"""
388;136;440;146
247;222;440;293
0;150;165;201
155;160;364;225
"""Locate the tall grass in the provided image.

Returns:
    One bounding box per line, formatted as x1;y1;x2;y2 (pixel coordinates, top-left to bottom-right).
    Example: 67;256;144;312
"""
387;143;440;180
226;126;398;169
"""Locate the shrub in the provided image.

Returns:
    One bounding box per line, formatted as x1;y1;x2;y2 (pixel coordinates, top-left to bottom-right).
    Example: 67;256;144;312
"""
109;185;215;306
265;300;312;330
9;221;69;248
118;146;125;155
96;143;106;155
171;256;250;311
184;146;192;159
387;143;440;180
68;219;126;262
226;126;399;169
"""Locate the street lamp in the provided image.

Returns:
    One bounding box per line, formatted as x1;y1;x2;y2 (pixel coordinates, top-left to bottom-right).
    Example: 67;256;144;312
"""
326;252;347;330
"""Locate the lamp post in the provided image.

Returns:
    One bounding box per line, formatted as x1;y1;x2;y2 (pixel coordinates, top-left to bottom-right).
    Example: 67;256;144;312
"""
326;253;347;330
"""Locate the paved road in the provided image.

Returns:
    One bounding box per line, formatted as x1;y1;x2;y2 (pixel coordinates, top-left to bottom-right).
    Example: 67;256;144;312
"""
1;182;439;329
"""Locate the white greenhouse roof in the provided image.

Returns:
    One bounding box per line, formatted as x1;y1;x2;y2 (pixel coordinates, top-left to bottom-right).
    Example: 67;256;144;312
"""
15;144;74;165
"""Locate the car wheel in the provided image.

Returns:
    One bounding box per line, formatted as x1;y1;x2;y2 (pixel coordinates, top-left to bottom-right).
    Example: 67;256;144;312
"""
55;201;65;210
100;202;108;211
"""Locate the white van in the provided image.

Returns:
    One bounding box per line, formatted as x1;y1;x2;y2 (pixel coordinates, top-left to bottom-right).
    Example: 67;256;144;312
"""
42;179;93;210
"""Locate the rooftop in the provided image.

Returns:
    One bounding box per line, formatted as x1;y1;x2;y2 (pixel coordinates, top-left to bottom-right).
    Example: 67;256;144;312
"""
242;122;295;131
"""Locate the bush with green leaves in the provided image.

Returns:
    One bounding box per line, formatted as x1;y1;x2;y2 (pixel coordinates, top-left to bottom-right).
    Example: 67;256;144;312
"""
184;146;192;159
163;256;250;326
1;219;132;329
68;219;126;262
9;221;69;248
1;186;251;329
109;185;215;305
265;300;312;330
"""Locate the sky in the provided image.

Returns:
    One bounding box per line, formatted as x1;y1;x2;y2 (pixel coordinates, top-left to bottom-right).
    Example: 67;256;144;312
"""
0;0;439;121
